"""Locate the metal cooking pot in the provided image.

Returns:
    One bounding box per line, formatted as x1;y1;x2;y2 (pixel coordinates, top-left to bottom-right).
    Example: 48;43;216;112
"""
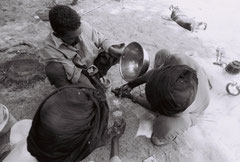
225;60;240;75
119;42;150;82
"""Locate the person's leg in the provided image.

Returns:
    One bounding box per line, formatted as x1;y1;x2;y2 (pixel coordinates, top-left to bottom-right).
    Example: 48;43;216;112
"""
154;49;171;68
45;62;71;88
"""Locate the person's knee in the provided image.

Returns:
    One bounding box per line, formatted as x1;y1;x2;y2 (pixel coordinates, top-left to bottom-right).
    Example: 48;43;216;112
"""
45;62;65;77
45;62;70;88
156;49;171;57
151;115;190;146
154;49;171;68
151;117;176;145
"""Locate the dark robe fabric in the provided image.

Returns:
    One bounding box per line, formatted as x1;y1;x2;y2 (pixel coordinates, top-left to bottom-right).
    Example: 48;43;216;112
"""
93;52;121;77
27;84;109;162
145;65;198;116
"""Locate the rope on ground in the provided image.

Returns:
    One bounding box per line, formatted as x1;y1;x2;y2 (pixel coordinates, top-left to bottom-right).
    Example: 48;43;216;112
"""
82;0;113;16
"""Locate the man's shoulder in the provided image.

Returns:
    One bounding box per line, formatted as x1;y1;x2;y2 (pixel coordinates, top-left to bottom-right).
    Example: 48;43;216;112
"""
79;21;99;39
42;33;56;47
40;33;60;52
172;53;200;69
80;20;89;27
80;21;93;32
39;38;62;60
172;53;191;61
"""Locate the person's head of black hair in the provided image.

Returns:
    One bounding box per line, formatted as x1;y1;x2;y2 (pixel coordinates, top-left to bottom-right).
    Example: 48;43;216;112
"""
145;65;198;116
49;5;81;37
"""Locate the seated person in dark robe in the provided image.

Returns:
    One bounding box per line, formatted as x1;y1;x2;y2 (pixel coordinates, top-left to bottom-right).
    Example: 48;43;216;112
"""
113;49;210;146
3;84;125;162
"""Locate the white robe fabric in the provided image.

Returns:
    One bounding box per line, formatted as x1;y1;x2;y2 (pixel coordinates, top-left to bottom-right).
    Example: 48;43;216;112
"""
3;119;121;162
3;119;37;162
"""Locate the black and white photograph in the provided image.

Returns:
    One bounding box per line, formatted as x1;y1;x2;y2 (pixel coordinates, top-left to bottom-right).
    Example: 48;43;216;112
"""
0;0;240;161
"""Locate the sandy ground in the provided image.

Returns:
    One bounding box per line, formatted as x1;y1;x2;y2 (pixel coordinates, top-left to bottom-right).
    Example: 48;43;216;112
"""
0;0;240;162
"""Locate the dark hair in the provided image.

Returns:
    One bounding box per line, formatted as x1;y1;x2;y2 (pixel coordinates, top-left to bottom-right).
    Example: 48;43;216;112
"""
49;5;81;36
145;65;198;116
27;85;109;162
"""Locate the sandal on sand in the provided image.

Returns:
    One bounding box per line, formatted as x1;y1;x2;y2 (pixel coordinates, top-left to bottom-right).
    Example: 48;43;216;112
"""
150;134;170;146
151;135;163;146
100;77;112;88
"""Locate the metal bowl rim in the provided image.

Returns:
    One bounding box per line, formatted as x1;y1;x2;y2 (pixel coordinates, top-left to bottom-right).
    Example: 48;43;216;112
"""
119;42;150;82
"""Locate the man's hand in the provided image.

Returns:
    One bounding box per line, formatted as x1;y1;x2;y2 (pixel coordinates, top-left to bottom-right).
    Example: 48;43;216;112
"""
110;119;126;140
120;84;132;93
97;119;126;147
109;43;125;57
111;87;133;99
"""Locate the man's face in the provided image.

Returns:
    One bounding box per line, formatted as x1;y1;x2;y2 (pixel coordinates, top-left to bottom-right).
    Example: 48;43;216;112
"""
60;29;81;46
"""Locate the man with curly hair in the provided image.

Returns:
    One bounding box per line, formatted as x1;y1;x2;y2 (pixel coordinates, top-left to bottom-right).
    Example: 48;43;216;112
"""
40;5;124;90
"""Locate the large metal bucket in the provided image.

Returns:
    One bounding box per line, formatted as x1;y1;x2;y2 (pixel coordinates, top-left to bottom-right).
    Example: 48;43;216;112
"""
119;42;150;82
